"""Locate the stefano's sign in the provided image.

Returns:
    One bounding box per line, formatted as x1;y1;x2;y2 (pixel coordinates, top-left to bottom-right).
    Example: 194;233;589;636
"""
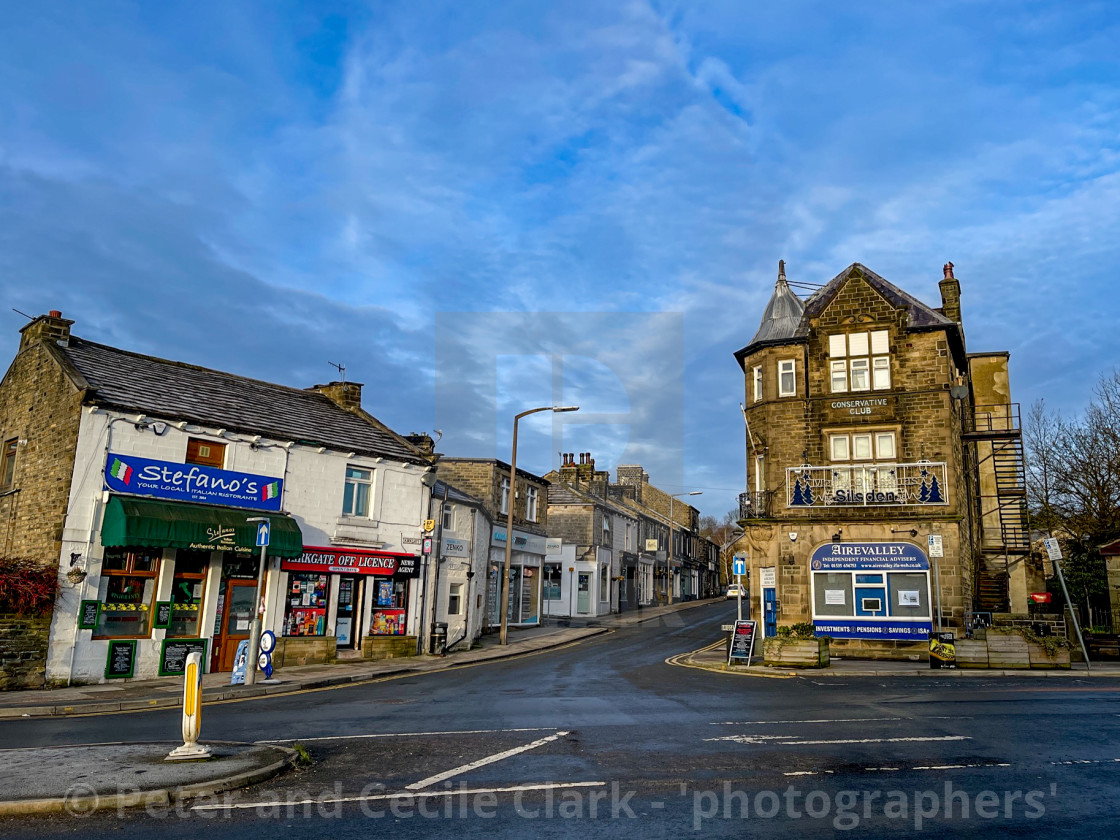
281;546;420;578
105;453;283;512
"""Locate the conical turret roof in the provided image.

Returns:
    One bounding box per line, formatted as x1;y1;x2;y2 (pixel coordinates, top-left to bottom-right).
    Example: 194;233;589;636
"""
746;260;805;348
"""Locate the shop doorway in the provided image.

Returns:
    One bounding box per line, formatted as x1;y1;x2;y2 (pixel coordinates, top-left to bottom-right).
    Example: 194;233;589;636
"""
336;576;360;649
214;579;257;672
763;586;777;638
577;573;591;614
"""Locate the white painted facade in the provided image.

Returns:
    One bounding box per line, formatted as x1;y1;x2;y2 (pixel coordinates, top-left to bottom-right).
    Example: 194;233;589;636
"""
430;495;492;652
47;405;431;684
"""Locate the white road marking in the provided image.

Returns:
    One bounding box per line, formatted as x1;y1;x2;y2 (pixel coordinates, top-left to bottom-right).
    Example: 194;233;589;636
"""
191;781;606;812
714;717;902;726
1050;758;1120;766
258;727;551;744
912;763;1011;770
407;730;570;790
707;735;971;746
712;715;969;726
785;763;1007;777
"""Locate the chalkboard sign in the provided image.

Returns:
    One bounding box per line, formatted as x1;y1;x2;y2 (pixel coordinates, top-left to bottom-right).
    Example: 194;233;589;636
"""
159;638;208;677
727;620;757;665
105;640;137;679
78;600;100;630
154;601;172;629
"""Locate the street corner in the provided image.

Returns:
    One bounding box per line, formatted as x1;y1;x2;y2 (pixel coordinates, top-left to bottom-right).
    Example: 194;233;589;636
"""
664;644;797;679
0;741;298;817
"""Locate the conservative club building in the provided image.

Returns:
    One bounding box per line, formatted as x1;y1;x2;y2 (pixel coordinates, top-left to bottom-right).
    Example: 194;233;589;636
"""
732;262;1037;658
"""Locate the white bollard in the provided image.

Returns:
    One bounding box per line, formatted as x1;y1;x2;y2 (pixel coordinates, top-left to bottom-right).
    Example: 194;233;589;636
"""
165;651;212;761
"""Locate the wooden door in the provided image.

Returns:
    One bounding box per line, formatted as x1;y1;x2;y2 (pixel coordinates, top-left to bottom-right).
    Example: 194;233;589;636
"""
215;580;257;672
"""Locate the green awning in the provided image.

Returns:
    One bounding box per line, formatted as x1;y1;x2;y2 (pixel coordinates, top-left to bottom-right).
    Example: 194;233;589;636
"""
102;496;304;558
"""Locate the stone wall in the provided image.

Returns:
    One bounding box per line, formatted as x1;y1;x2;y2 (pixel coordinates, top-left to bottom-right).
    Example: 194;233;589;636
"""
0;319;84;689
0;613;51;689
437;460;549;536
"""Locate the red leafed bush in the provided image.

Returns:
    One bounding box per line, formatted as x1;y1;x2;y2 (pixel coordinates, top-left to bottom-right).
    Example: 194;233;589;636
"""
0;556;58;615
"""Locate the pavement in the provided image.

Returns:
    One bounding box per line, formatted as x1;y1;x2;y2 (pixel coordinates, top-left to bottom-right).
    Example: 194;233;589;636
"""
674;637;1120;678
0;598;718;816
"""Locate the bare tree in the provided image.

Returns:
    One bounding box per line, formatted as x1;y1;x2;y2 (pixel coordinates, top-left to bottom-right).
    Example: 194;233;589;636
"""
700;509;743;585
1024;372;1120;625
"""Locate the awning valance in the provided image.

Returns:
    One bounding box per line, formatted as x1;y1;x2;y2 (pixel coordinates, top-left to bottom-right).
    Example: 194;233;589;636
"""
102;495;304;558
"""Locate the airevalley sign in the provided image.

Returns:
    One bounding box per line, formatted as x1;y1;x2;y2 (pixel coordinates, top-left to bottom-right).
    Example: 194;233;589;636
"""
105;453;283;511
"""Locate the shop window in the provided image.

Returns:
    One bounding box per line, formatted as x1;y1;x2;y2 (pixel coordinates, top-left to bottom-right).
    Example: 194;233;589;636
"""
93;548;161;638
167;550;208;638
828;330;891;393
778;359;796;397
370;578;409;635
448;582;464;616
752;365;763;402
343;467;372;517
284;572;329;636
186;438;225;468
500;477;510;514
526;486;539;522
1;438;17;489
888;572;929;618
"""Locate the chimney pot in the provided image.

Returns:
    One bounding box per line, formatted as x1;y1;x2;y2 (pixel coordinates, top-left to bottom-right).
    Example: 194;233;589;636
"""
49;310;62;318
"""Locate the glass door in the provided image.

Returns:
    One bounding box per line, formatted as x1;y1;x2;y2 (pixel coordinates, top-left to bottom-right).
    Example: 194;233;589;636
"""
336;576;358;648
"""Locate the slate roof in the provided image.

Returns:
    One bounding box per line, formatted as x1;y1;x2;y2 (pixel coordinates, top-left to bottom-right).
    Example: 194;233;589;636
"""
735;262;960;364
548;480;638;520
745;263;806;349
800;263;955;334
53;336;426;464
432;480;488;510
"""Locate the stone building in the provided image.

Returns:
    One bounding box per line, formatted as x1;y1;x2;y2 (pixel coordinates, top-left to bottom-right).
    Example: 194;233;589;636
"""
543;453;641;617
434;458;550;629
731;262;1038;658
0;311;434;687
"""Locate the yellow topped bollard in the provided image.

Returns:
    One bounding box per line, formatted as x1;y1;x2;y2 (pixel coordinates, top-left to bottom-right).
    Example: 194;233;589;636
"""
165;651;212;761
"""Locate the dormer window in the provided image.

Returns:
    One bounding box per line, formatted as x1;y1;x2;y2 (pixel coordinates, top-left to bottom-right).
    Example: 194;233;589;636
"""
829;331;890;393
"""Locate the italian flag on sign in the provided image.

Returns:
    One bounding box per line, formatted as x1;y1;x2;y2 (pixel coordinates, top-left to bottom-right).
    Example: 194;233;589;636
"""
109;458;133;485
261;481;280;501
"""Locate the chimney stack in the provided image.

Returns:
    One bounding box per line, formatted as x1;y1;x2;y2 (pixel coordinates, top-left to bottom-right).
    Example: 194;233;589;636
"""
309;381;364;413
939;261;962;326
19;310;73;352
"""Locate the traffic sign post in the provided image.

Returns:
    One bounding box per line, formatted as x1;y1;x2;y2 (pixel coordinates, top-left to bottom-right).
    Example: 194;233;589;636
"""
1046;536;1091;671
732;556;747;622
245;517;271;687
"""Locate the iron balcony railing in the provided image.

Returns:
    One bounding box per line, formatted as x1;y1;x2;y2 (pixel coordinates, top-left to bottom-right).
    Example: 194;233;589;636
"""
738;490;775;520
968;403;1021;435
785;461;949;508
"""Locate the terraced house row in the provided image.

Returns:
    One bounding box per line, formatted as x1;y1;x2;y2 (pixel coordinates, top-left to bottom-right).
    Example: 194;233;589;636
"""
0;311;715;688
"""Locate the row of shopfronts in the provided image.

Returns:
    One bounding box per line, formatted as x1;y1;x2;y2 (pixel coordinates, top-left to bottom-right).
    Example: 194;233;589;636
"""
67;489;428;681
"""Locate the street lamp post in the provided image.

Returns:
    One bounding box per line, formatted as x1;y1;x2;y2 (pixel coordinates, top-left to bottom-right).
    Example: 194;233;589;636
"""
500;405;579;645
667;491;702;605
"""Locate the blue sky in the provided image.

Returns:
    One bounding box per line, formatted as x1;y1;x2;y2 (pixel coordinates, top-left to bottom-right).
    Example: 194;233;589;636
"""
2;1;1118;519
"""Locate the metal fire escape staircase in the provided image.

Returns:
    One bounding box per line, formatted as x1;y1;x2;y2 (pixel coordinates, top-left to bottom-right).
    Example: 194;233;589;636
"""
963;403;1031;612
